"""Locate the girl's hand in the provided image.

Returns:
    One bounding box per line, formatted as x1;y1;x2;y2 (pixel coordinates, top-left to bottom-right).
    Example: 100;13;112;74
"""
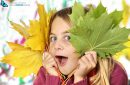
74;51;97;83
42;52;58;76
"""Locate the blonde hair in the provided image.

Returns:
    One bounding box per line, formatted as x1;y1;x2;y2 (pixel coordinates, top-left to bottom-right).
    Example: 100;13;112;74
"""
90;57;114;85
49;7;115;85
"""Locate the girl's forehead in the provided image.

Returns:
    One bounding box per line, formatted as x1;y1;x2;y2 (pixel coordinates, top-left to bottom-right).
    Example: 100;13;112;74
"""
51;17;70;35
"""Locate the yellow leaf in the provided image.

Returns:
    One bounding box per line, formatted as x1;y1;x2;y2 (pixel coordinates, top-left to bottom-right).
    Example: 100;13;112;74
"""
13;67;32;78
1;48;43;78
38;4;47;28
13;66;39;78
25;20;45;51
113;52;124;60
7;42;25;50
27;20;41;36
122;0;130;26
114;47;130;60
128;35;130;40
37;4;47;46
37;4;54;48
20;19;29;29
25;34;45;51
124;41;130;47
10;21;30;39
122;48;130;60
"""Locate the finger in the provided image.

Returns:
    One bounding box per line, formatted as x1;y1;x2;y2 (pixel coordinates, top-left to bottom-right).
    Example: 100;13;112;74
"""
46;55;53;62
79;56;89;67
43;52;49;60
49;60;58;69
85;53;96;68
89;51;97;63
53;62;58;68
46;57;55;64
46;59;55;66
81;55;89;64
84;53;93;61
83;54;94;68
53;58;58;68
45;53;54;61
85;51;97;64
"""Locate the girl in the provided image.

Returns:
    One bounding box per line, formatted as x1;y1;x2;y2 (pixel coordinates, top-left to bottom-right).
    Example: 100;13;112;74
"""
34;6;128;85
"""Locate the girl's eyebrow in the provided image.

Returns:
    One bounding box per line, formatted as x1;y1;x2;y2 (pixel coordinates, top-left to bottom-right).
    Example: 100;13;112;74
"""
50;31;69;35
63;31;69;34
50;33;55;35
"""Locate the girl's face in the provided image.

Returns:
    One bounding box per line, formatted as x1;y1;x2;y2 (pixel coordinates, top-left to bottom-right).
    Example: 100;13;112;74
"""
49;16;80;75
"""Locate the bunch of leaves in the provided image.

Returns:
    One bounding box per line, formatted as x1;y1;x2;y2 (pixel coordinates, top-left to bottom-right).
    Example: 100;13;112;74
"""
0;4;55;78
69;2;130;58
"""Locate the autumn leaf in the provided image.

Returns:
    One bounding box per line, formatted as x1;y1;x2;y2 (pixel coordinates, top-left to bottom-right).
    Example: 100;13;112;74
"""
1;44;43;78
69;3;130;58
1;4;54;78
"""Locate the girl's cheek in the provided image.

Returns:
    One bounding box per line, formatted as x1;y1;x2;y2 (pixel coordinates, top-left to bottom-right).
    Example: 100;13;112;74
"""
49;43;55;53
63;40;71;46
63;40;76;52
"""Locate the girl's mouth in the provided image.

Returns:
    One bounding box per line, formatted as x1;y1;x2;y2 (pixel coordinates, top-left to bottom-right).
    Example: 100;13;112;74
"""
55;55;68;66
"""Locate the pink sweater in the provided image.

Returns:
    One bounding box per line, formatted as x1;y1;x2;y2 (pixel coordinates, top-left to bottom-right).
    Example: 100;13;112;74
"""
33;62;128;85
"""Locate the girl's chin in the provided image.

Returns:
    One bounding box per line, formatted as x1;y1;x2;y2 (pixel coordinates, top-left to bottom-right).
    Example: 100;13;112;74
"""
60;71;69;75
58;67;73;75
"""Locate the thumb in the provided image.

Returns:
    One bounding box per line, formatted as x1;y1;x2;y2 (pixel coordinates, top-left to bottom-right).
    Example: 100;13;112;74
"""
42;52;49;60
53;59;58;68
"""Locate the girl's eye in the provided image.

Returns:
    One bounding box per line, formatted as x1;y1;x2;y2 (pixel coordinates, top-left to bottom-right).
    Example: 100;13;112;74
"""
50;36;57;42
64;35;71;41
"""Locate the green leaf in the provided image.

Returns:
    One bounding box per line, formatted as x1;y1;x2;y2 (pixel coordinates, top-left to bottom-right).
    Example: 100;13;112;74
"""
69;3;130;58
109;10;123;27
69;2;85;25
92;2;106;18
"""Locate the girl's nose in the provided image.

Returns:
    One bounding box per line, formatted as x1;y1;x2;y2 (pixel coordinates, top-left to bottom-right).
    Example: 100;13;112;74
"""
54;40;64;50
